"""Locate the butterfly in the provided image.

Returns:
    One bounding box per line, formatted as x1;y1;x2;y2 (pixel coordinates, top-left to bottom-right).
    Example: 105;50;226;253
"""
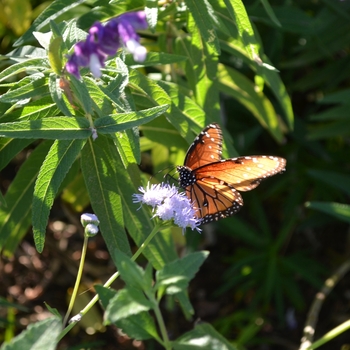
177;123;286;224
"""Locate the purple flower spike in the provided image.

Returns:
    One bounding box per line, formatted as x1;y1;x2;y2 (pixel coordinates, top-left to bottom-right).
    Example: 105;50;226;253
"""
118;11;148;30
113;11;148;62
65;11;148;79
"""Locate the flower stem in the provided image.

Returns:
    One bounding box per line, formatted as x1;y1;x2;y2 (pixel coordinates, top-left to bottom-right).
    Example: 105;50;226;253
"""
130;222;165;262
152;296;171;349
60;221;164;332
306;319;350;349
63;234;89;326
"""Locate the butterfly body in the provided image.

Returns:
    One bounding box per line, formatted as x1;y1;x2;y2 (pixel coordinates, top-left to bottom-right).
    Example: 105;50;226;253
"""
178;123;286;224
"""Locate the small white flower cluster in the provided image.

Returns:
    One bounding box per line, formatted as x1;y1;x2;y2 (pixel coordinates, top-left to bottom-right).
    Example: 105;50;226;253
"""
81;213;100;237
133;183;202;232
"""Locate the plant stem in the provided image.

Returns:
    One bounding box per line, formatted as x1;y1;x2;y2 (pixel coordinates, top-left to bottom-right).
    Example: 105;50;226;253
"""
307;319;350;349
299;259;350;350
152;297;171;350
130;222;165;262
63;234;89;326
61;221;164;331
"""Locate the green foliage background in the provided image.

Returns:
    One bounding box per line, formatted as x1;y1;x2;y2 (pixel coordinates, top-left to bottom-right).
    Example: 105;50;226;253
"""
0;0;350;349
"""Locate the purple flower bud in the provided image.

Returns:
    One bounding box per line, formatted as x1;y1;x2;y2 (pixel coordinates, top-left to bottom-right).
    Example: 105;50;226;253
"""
125;39;147;62
118;11;148;30
90;21;119;56
65;11;148;79
66;53;81;79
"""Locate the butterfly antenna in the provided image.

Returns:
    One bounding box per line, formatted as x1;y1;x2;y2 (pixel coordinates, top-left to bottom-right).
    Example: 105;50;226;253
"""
164;171;178;185
149;165;178;185
163;165;179;185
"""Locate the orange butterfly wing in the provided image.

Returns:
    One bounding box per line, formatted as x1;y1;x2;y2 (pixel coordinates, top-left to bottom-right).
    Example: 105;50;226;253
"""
184;123;223;169
195;156;287;192
188;178;243;222
178;124;286;224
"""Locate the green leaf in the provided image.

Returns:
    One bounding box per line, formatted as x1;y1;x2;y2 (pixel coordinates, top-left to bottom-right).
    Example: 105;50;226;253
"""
173;322;239;350
0;191;6;207
177;13;220;118
157;81;238;157
115;312;160;341
282;253;324;290
113;128;140;166
44;303;62;319
260;0;282;27
174;292;195;319
217;64;284;142
234;312;263;345
129;70;201;144
69;76;93;115
307;120;350;140
305;201;350;224
0;96;59;123
14;0;87;47
263;251;277;306
220;216;266;247
94;284;117;310
111;158;178;270
145;0;158;30
318;88;350;104
217;42;291;129
156;81;206;137
279;7;350;68
0;316;61;350
0;58;49;83
94;105;169;134
0;77;49;103
113;250;151;291
258;55;294;130
0;141;53;256
104;57;130;104
0;117;91;139
156;251;209;294
61;172;90;211
0;297;28;311
83;75;125;115
49;74;72;117
184;0;220;55
105;287;153;323
280;271;305;310
48;36;63;75
223;0;261;61
307;169;350;196
0;138;32;171
309;104;349;122
129;68;232;158
124;52;187;67
62;19;87;50
33;31;51;51
81;136;131;262
33;139;86;252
